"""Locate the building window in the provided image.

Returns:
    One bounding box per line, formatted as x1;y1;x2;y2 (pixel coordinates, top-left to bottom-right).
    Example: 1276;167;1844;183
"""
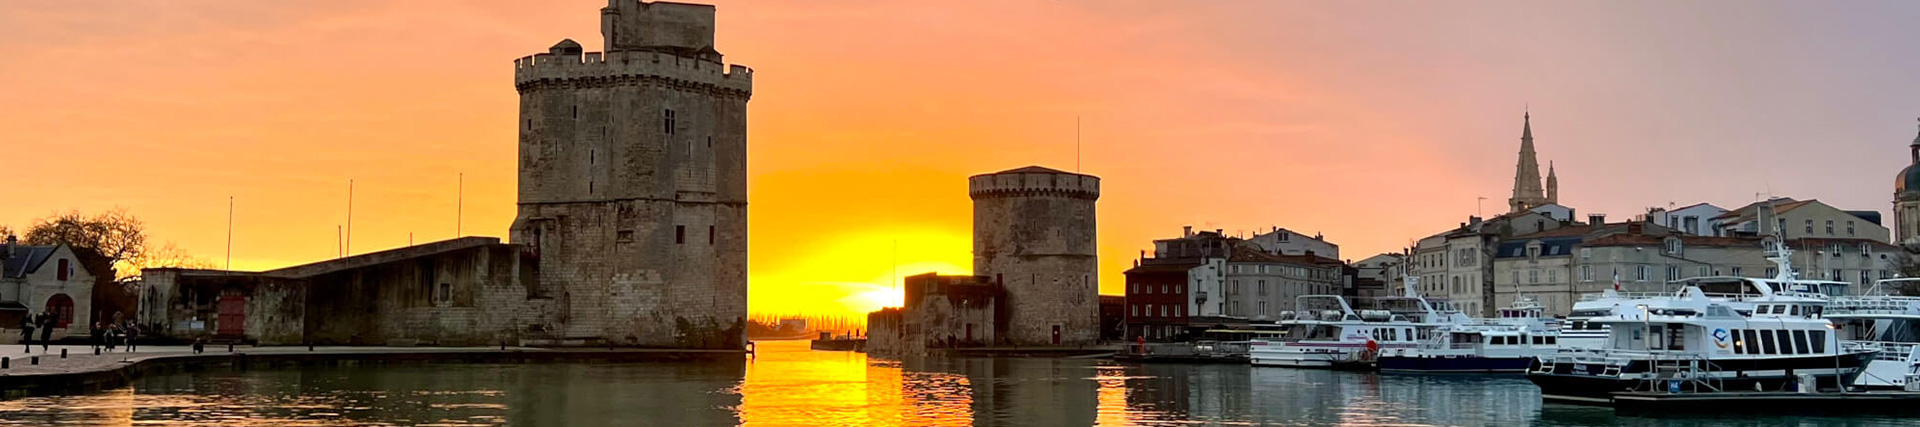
1131;304;1139;317
1548;269;1558;283
1830;243;1843;256
1826;220;1835;235
1258;301;1268;316
1862;243;1872;256
1580;248;1592;259
616;230;634;243
1666;239;1681;254
1732;266;1743;277
675;226;685;244
1667;266;1680;281
1832;269;1842;280
663;109;676;134
709;226;716;244
439;283;452;303
1860;270;1871;284
1848;221;1856;236
1529;270;1539;284
1805;219;1814;234
56;259;69;281
1636;265;1649;282
1258;280;1268;296
1512;271;1521;285
1580;265;1592;282
1766;267;1778;278
1698;266;1710;277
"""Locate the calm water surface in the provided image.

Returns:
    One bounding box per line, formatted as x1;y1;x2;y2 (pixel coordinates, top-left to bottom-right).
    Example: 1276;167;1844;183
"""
0;340;1905;426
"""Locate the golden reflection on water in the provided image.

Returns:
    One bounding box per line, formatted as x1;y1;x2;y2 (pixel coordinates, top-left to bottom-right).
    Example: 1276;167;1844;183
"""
740;340;973;426
4;341;1914;426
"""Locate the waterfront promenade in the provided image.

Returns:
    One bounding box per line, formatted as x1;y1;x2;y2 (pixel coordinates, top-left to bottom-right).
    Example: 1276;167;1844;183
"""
0;343;743;398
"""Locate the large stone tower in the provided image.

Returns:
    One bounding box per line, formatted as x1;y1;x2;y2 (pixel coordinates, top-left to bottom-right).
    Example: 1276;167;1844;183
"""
1895;118;1920;245
970;166;1100;346
510;0;751;348
1509;112;1550;213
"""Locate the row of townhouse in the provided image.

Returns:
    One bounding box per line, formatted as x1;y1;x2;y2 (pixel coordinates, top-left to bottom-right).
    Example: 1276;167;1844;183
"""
1120;227;1348;341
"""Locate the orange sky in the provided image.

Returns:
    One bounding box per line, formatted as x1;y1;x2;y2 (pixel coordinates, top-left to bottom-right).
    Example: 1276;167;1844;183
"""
7;1;1920;318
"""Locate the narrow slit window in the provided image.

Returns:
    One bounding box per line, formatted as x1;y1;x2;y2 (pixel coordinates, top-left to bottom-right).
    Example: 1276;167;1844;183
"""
675;225;685;244
708;226;715;244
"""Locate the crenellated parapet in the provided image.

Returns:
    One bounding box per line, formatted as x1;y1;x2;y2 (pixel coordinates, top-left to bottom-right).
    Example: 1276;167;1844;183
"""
969;166;1101;201
513;49;752;97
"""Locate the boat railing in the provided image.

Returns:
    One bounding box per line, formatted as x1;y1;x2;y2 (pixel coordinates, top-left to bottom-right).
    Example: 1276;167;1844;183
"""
1827;297;1920;316
1576;291;1748;302
1845;341;1920;362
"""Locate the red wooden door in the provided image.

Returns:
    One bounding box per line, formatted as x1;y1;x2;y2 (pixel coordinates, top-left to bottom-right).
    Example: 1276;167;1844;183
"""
217;293;246;337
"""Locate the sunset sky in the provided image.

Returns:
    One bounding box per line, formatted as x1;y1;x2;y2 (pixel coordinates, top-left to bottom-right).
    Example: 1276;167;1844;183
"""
6;1;1920;318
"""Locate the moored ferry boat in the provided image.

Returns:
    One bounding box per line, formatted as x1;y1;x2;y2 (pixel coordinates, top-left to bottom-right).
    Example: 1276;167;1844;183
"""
1828;278;1920;390
1378;297;1561;374
1250;275;1471;369
1527;242;1872;403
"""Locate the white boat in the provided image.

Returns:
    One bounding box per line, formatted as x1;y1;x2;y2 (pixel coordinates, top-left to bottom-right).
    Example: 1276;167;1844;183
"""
1377;297;1562;374
1526;239;1870;403
1827;278;1920;390
1249;274;1471;369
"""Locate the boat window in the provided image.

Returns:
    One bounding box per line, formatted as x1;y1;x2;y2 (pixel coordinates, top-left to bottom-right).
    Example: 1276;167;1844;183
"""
1775;330;1795;355
1545;336;1556;345
1793;330;1811;354
1758;331;1776;355
1733;330;1745;355
1811;330;1827;353
1649;325;1666;350
1742;330;1759;354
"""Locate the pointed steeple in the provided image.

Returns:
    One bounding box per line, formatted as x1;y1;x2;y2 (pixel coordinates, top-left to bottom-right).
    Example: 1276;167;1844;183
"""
1523;110;1533;140
1509;111;1547;213
1545;161;1558;205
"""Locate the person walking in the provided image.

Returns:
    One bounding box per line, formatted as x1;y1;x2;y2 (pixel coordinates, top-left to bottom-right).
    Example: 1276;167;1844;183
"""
38;313;53;352
90;322;103;353
18;312;34;353
124;322;139;353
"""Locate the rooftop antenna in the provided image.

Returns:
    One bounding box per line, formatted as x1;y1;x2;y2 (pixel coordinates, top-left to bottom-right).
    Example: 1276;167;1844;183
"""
457;173;464;237
345;179;354;257
225;196;233;271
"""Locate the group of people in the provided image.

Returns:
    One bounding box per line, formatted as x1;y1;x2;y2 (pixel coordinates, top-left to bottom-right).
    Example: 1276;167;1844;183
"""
91;319;141;353
16;311;57;351
15;312;142;353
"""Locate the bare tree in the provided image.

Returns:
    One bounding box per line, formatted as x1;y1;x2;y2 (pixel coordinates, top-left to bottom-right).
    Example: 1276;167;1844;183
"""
23;209;147;278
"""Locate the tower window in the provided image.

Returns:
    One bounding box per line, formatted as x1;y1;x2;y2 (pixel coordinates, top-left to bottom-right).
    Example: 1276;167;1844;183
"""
676;226;685;244
707;136;712;148
572;105;578;119
663;109;676;134
525;119;531;130
708;226;715;244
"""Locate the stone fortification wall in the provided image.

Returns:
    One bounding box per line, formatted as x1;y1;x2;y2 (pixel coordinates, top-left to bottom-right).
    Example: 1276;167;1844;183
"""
970;168;1100;346
510;6;751;349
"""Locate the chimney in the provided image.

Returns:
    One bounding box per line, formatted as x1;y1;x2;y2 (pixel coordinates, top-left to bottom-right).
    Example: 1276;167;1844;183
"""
1590;214;1606;230
1183;226;1193;238
4;234;14;259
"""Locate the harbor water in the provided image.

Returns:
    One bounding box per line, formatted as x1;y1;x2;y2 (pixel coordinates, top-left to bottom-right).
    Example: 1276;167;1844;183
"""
0;340;1905;426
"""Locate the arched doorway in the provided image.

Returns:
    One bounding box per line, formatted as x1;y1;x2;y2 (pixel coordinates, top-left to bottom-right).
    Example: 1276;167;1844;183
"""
45;294;74;328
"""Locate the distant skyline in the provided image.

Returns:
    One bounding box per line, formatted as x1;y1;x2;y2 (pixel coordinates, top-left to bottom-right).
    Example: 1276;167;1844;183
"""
5;0;1920;316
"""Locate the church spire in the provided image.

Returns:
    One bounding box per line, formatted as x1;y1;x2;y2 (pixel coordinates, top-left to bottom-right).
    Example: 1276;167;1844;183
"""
1509;111;1547;213
1545;161;1558;205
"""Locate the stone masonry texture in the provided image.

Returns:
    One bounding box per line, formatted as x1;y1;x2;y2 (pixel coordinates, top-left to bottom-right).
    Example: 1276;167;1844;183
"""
970;167;1100;346
509;1;750;349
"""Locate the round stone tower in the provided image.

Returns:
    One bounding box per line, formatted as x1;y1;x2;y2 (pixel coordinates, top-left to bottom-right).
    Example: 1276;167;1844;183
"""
509;0;751;348
970;166;1100;346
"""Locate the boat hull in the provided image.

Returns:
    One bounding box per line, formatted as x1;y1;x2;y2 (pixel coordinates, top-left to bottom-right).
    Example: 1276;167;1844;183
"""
1527;352;1875;404
1379;355;1534;374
